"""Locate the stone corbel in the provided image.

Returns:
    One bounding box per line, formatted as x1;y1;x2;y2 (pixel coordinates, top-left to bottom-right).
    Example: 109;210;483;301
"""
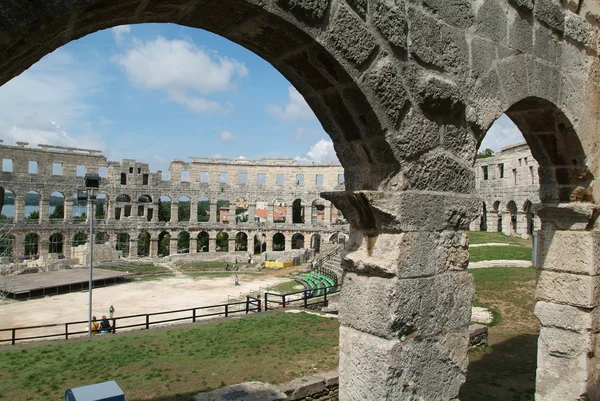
535;202;600;230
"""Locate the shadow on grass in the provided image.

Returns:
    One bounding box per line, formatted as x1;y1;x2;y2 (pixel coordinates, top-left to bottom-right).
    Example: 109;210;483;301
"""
461;333;538;401
136;388;281;401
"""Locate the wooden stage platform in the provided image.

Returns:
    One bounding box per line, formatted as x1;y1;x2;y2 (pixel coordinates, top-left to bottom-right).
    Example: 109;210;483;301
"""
0;268;131;299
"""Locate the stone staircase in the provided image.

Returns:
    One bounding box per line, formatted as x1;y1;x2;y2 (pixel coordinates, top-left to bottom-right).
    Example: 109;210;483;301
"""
313;244;344;284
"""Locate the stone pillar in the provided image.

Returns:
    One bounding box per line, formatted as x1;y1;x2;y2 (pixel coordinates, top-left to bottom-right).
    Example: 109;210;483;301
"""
502;211;512;235
39;197;49;222
285;203;293;224
229;238;235;252
249;235;256;255
14;194;24;222
63;237;72;258
284;236;292;251
151;204;158;223
170;236;178;255
105;202;113;221
190;237;197;254
486;211;498;232
170;202;179;223
190;201;198;224
210;203;217;223
128;240;137;257
149;238;158;257
534;203;600;401
517;212;529;238
64;200;72;222
210;237;217;252
322;190;478;401
265;233;273;252
247;204;255;224
267;207;273;224
323;205;331;226
12;233;23;259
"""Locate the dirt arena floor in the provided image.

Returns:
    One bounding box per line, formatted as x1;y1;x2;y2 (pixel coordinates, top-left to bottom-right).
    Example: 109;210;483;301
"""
0;272;290;342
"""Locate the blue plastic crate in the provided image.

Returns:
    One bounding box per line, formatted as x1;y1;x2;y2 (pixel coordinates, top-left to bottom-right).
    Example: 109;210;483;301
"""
65;380;124;401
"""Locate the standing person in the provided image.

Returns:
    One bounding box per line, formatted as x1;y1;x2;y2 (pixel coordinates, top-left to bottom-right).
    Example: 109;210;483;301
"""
109;305;115;319
234;274;240;286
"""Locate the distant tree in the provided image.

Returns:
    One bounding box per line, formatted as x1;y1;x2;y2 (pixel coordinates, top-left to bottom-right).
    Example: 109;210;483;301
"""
178;202;190;222
95;202;105;219
158;199;171;222
0;214;7;220
50;204;64;219
476;148;495;159
27;211;39;220
158;234;170;256
197;201;210;222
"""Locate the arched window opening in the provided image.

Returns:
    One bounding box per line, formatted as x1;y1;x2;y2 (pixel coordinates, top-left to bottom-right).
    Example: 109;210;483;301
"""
198;196;210;222
95;193;108;220
137;232;151;257
292;199;304;224
235;198;248;223
273;233;285;251
49;191;65;220
178;196;191;222
25;191;40;221
292;233;304;249
178;231;190;253
158;196;171;222
217;196;230;224
158;231;171;256
273;199;287;223
311;234;321;253
116;233;130;255
216;231;229;252
1;189;15;221
24;233;39;257
72;232;87;247
49;233;64;254
235;232;248;251
95;232;109;245
197;231;209;252
311;199;325;225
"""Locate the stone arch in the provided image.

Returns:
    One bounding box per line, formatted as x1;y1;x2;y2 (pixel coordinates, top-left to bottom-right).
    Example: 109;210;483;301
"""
48;232;64;254
234;198;249;223
158;231;171;256
197;231;209;252
25;191;40;221
1;189;15;221
49;191;65;219
506;200;518;235
217;195;230;224
253;233;266;254
177;231;190;253
480;202;487;231
310;233;321;253
116;233;130;255
291;233;305;249
254;200;268;224
137;231;151;257
216;231;229;252
95;192;109;220
523;200;534;236
197;196;210;222
272;232;285;251
72;232;87;247
311;199;325;225
292;199;304;224
328;232;347;244
273;199;287;223
178;195;191;222
492;200;502;232
24;233;39;257
235;232;248;251
158;195;172;222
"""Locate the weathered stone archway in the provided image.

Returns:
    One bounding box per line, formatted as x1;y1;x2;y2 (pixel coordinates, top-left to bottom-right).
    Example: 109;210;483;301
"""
2;1;600;400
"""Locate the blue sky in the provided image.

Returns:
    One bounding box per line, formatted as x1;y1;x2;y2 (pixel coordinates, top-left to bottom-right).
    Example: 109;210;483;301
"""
0;23;523;173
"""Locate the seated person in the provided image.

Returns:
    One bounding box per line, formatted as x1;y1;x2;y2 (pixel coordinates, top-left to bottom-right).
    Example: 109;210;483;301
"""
90;316;100;335
99;315;112;333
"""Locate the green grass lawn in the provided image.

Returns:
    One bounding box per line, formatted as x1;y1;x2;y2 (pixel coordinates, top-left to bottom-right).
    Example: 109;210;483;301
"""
267;280;305;294
469;246;532;262
101;265;171;275
468;231;532;247
460;267;538;401
0;313;339;401
178;262;239;271
187;272;257;280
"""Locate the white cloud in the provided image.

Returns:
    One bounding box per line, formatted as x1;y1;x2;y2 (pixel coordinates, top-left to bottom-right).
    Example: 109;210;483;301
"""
0;48;106;151
291;126;321;142
479;114;525;152
218;130;235;142
112;37;248;114
295;139;339;164
112;25;131;45
266;87;316;121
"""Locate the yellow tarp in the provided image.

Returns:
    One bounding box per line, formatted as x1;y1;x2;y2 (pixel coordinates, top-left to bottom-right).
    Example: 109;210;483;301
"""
264;261;294;268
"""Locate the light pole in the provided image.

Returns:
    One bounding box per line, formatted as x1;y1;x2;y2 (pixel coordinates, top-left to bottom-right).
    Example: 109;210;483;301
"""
83;174;100;336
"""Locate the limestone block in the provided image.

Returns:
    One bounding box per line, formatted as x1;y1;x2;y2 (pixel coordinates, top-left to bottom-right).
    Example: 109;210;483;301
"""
276;0;329;26
475;0;508;43
410;0;475;28
536;326;595;401
386;109;440;160
345;0;366;19
442;125;478;161
277;375;326;400
471;306;493;324
509;0;534;12
536;203;600;231
509;11;534;52
470;36;497;79
526;58;561;105
536;270;600;308
339;272;474;339
321;190;481;232
414;74;465;125
496;55;530;107
403;151;475;193
193;381;286;401
534;301;597;332
362;56;411;128
324;3;377;68
372;1;408;51
537;230;600;275
407;7;469;73
469;323;488;347
533;0;565;32
533;23;564;65
341;230;470;277
339;325;468;401
565;13;596;48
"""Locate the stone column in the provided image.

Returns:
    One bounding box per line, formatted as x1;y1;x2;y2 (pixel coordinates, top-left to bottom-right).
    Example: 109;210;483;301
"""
486;211;497;232
209;203;217;223
39;197;49;222
63;237;72;259
534;203;600;401
267;207;273;224
190;237;197;254
247;204;255;224
128;240;137;257
14;194;24;222
170;202;179;223
284;236;292;251
12;233;23;259
105;202;113;221
229;237;235;252
189;201;198;224
322;190;477;401
210;237;217;252
265;234;273;252
170;236;178;255
149;238;158;257
64;200;72;222
285;203;293;224
323;205;331;226
249;234;256;255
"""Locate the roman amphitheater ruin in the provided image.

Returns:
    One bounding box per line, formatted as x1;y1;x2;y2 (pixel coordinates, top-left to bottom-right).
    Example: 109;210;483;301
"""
1;1;600;400
0;141;347;262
